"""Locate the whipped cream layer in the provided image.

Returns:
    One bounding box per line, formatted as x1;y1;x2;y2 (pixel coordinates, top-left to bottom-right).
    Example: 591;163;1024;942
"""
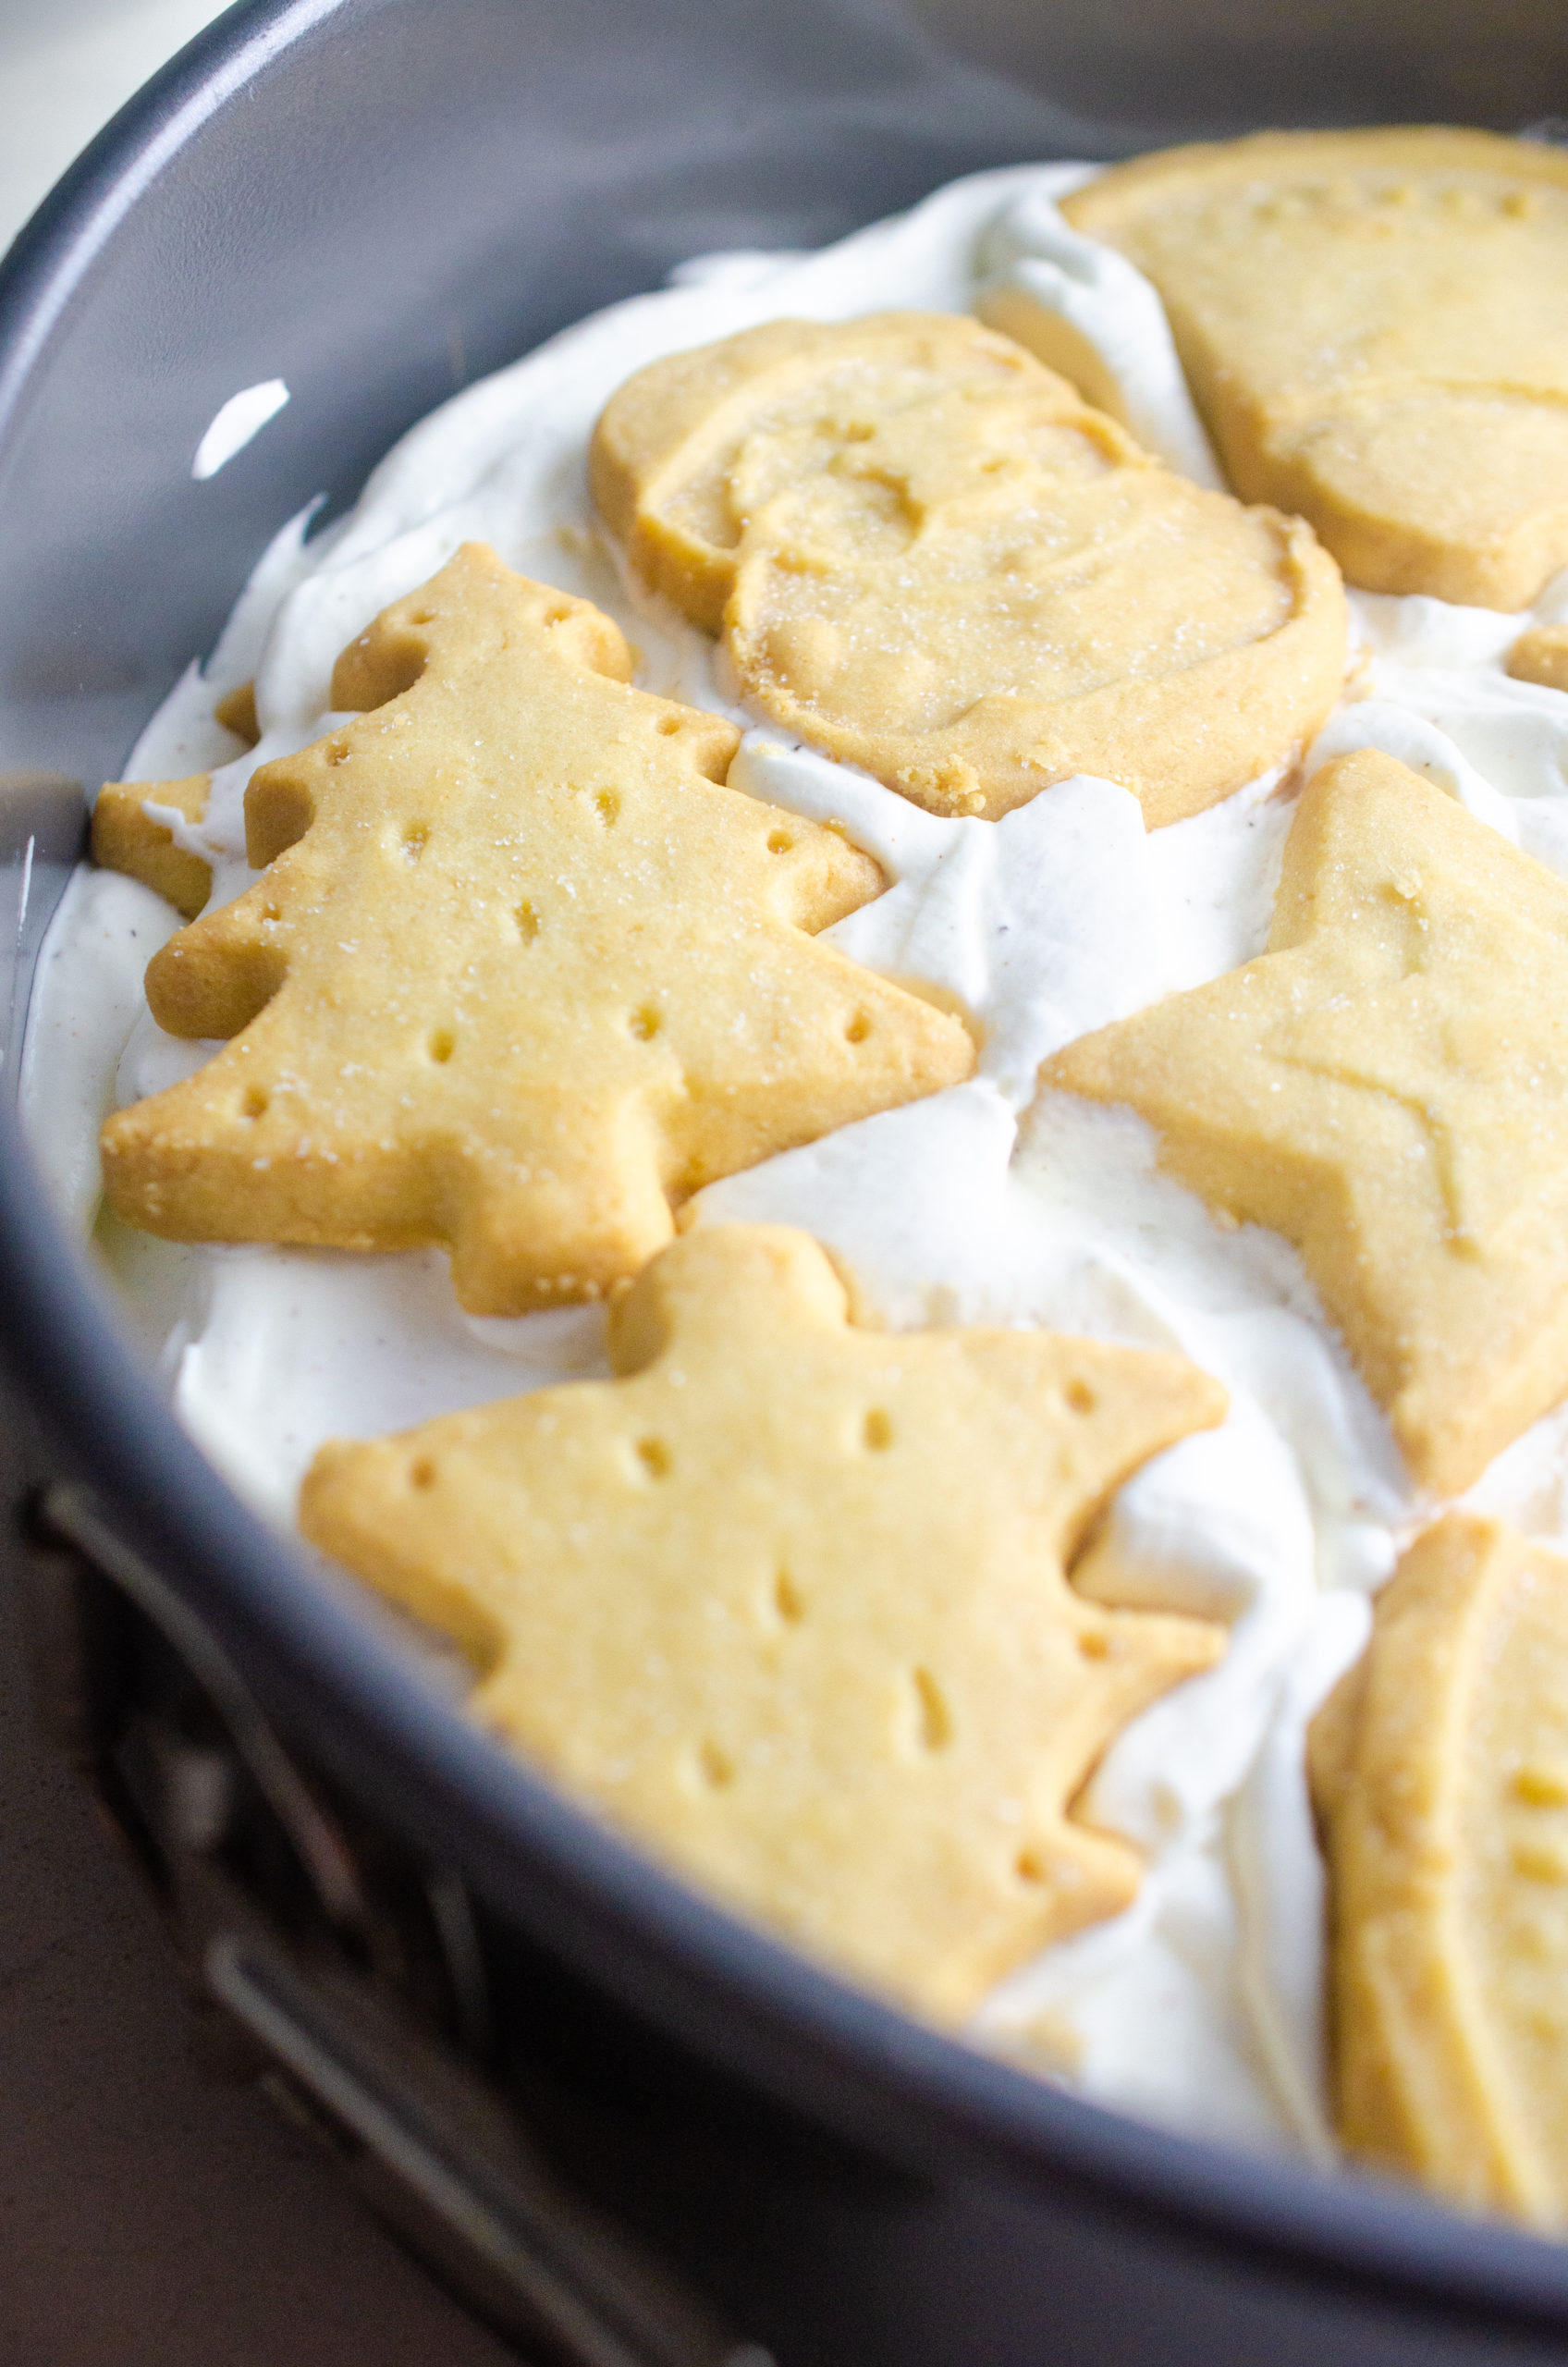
22;163;1568;2163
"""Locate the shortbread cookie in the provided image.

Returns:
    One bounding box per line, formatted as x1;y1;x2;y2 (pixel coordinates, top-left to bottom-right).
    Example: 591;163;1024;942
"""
1045;749;1568;1494
592;312;1346;826
94;684;265;919
302;1224;1228;2020
1313;1512;1568;2225
214;680;261;747
93;683;263;921
101;546;974;1312
1064;129;1568;609
92;772;212;921
1507;623;1568;694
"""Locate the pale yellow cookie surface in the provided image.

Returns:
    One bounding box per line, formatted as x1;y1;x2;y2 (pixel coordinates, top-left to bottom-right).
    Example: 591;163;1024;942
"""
93;681;262;920
101;546;973;1312
1314;1512;1568;2226
1045;749;1568;1495
302;1225;1227;2021
213;679;260;747
1508;623;1568;694
592;311;1346;826
1065;129;1568;610
92;772;212;921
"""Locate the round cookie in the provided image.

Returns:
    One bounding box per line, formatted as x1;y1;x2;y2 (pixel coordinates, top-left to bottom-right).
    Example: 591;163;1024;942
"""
1064;128;1568;611
1312;1513;1568;2226
591;311;1347;826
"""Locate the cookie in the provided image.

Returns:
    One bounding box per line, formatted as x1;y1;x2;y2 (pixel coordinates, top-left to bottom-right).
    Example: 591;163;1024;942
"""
1507;623;1568;694
1064;129;1568;610
93;681;263;919
1045;748;1568;1495
100;545;974;1313
591;311;1346;826
214;680;261;747
1312;1512;1568;2224
92;772;213;921
301;1223;1228;2020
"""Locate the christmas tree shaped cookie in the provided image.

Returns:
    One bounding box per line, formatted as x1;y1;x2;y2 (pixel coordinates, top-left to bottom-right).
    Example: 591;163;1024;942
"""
302;1225;1228;2020
101;546;974;1312
1047;748;1568;1495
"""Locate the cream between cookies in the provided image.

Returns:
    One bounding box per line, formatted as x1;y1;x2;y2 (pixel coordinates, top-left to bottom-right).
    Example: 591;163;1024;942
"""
22;160;1568;2163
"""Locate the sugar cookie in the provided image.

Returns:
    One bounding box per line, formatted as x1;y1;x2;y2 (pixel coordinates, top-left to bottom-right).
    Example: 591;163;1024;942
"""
592;311;1346;826
214;680;261;747
1065;129;1568;610
101;546;974;1311
1507;623;1568;694
94;683;263;920
1045;748;1568;1494
302;1224;1228;2020
1313;1512;1568;2225
92;772;212;921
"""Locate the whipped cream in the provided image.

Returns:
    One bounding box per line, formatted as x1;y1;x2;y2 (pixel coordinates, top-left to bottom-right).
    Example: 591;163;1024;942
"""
23;162;1568;2162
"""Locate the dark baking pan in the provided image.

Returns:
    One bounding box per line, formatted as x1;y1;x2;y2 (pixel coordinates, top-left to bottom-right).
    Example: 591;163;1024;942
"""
3;4;1567;2361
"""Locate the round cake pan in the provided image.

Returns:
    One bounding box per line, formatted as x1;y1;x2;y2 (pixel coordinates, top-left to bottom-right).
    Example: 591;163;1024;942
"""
4;5;1568;2361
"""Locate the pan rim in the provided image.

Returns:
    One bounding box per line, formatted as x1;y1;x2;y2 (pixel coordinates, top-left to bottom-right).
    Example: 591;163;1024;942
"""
3;0;1566;2332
